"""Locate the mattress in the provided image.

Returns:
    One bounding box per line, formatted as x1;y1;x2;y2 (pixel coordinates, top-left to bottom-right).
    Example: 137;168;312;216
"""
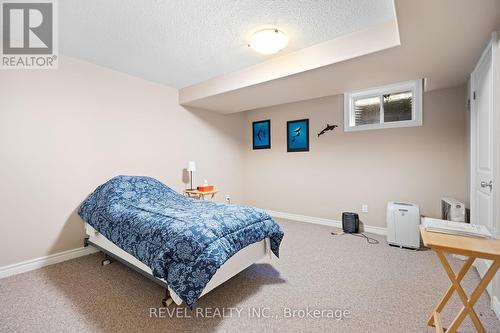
78;175;284;307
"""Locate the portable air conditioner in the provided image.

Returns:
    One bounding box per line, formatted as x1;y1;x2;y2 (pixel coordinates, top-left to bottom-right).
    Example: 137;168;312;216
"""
441;197;465;222
386;202;421;249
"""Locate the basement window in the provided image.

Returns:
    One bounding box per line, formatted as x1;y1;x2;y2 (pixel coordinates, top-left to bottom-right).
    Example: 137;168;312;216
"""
344;80;423;131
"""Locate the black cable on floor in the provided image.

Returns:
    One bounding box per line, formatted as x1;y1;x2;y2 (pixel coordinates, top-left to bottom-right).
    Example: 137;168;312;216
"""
330;231;380;244
350;232;379;244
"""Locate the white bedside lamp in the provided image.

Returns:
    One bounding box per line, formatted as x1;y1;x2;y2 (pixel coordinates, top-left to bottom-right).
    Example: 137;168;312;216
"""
187;161;196;190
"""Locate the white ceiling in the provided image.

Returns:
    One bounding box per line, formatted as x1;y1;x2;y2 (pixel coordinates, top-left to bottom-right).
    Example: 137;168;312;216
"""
180;0;500;113
60;0;395;89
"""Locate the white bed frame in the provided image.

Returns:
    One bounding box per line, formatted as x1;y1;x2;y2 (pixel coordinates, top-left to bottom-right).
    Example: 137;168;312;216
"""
84;223;271;306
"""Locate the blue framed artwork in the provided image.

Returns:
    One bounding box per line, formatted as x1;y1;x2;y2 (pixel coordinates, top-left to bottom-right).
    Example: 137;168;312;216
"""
287;119;309;152
252;120;271;149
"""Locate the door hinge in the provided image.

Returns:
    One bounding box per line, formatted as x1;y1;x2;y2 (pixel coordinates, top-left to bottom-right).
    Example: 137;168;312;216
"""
473;91;476;100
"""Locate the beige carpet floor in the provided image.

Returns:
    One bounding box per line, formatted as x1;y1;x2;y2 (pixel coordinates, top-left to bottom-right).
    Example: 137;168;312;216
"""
1;219;499;333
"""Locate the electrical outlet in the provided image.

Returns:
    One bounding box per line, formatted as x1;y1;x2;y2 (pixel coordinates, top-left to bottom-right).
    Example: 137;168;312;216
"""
362;204;368;213
225;195;231;204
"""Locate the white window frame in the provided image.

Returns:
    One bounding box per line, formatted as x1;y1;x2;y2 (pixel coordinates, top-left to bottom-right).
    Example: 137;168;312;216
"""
344;79;423;132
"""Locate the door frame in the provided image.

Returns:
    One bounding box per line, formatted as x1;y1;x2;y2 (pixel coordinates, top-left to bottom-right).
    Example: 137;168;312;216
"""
470;32;498;231
470;31;500;315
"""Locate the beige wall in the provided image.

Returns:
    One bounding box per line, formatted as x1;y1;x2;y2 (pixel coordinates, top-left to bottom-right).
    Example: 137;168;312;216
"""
0;56;245;267
242;86;468;228
0;56;469;267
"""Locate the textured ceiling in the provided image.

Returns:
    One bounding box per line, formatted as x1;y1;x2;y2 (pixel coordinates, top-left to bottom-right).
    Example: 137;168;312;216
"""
60;0;395;88
180;0;500;113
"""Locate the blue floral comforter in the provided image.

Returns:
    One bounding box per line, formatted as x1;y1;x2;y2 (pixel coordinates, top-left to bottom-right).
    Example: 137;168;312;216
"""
78;176;284;307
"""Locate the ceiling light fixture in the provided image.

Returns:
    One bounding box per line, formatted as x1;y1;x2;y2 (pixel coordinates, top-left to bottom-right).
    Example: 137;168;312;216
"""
248;29;288;55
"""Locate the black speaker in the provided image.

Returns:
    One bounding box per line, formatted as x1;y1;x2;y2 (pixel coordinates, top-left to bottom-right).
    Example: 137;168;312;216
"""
342;212;359;233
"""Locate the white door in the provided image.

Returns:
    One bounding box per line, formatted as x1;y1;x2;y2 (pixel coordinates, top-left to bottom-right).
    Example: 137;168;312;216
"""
471;45;494;231
470;34;498;302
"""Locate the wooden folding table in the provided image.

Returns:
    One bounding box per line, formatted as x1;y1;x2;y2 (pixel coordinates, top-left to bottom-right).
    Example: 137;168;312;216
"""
420;227;500;333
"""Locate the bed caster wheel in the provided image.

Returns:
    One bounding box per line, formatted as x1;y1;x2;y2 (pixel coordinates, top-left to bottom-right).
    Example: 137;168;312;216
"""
162;297;173;307
101;259;112;266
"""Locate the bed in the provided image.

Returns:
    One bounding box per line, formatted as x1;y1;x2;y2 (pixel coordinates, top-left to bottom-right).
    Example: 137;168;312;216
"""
78;176;284;308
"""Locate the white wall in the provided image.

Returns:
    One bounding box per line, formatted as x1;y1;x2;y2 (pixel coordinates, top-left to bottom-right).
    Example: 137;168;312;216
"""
0;56;245;267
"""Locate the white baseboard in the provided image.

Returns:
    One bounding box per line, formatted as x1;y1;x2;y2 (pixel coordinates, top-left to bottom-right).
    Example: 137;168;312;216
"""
266;210;387;236
493;296;500;322
473;259;494;297
472;258;500;323
0;246;98;279
0;211;386;279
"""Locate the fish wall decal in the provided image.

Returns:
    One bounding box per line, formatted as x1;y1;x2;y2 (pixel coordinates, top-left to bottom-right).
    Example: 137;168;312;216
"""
317;124;338;137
